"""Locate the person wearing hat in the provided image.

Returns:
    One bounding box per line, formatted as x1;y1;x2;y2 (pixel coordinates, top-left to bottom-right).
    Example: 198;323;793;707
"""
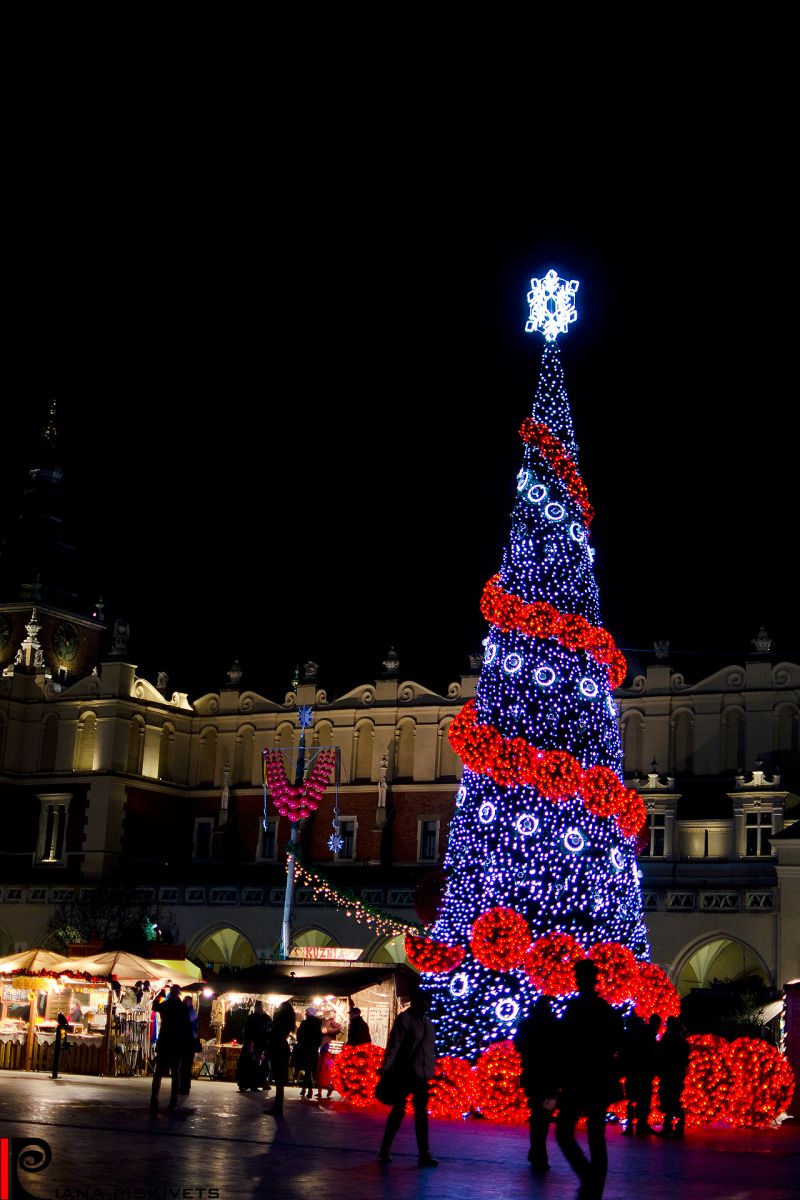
554;959;624;1199
346;1006;372;1046
293;1005;324;1099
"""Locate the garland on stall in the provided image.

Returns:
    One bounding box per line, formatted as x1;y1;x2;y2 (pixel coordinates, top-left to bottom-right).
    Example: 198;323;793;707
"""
8;968;115;987
518;417;594;526
291;860;423;938
480;574;627;689
448;701;646;837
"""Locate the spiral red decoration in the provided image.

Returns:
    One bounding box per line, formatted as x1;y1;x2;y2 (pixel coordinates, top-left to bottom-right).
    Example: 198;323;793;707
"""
589;942;640;1005
633;963;681;1023
473;1040;529;1123
449;701;645;838
470;907;531;972
330;1042;385;1107
518;418;594;526
404;933;465;974
480;575;627;689
428;1055;480;1119
523;932;586;995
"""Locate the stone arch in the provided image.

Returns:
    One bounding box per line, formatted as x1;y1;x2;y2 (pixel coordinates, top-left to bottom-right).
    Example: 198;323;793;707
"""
774;702;800;764
158;722;176;782
73;711;97;772
233;724;256;785
437;718;459;779
363;934;407;965
126;715;145;775
290;927;340;953
313;720;334;747
40;713;59;772
394;718;416;780
671;932;772;996
197;726;217;785
621;710;644;774
671;707;695;773
721;705;746;772
189;924;257;970
352;719;374;781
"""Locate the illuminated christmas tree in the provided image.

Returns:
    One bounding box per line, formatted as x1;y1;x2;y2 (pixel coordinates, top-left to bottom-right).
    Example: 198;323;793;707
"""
407;272;677;1060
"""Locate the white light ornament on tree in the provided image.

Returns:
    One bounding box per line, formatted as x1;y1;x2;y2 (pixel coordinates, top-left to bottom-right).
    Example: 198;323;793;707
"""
525;269;579;342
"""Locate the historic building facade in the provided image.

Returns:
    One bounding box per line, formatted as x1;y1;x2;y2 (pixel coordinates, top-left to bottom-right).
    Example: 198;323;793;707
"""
1;621;798;996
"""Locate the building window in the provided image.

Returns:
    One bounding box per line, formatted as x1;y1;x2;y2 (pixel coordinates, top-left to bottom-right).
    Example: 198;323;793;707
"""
36;795;71;864
640;813;666;857
745;810;772;857
258;818;278;861
418;819;440;862
193;819;214;861
336;819;356;861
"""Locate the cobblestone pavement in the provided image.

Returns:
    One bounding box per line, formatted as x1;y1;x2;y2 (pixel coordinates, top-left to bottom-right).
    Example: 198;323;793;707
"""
0;1074;797;1200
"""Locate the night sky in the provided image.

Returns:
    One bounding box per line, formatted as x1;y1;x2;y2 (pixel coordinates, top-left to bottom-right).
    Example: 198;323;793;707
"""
4;207;797;703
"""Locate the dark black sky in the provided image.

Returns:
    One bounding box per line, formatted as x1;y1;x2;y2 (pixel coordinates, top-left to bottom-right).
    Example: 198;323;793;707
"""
5;186;797;702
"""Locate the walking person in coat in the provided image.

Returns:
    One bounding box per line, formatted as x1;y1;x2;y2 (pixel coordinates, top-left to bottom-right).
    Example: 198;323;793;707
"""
377;987;438;1168
294;1006;324;1099
346;1005;372;1046
149;983;194;1112
513;995;560;1173
656;1016;690;1138
264;1000;296;1118
178;994;200;1099
555;959;624;1200
236;1000;272;1092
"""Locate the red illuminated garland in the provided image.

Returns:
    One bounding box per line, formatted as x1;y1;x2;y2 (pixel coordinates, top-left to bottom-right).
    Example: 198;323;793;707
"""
9;967;114;984
523;932;584;995
633;963;681;1023
470;907;531;972
449;700;646;838
519;418;594;526
428;1055;480;1119
330;1042;385;1107
404;933;465;974
473;1041;529;1123
480;575;627;689
263;747;336;822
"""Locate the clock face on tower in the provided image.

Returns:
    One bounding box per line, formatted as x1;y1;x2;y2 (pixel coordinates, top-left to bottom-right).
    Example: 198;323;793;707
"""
53;621;79;662
0;613;11;651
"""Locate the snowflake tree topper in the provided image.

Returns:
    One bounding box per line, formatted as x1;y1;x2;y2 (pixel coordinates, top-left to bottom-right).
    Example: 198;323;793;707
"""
525;269;579;341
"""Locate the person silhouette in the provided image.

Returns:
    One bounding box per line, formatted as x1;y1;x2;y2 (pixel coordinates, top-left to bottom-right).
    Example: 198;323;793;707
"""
513;995;559;1172
555;959;624;1200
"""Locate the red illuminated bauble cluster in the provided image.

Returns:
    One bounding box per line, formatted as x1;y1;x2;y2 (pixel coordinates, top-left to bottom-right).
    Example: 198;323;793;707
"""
404;933;465;974
473;1041;529;1123
263;748;336;822
428;1056;480;1119
633;963;681;1022
588;942;640;1005
470;907;531;971
523;932;584;995
726;1037;796;1128
480;576;627;689
448;702;646;838
683;1034;734;1127
330;1043;385;1107
518;418;594;526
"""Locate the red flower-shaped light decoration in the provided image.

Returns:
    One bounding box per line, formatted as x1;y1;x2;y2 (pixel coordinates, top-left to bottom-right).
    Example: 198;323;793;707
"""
330;1042;385;1107
263;747;336;822
523;932;585;995
473;1041;529;1123
404;933;465;974
683;1034;734;1127
726;1037;795;1128
428;1055;479;1119
470;907;531;972
633;963;681;1022
588;942;639;1004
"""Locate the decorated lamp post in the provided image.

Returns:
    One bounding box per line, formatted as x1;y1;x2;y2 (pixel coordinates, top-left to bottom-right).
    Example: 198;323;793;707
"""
262;705;338;958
